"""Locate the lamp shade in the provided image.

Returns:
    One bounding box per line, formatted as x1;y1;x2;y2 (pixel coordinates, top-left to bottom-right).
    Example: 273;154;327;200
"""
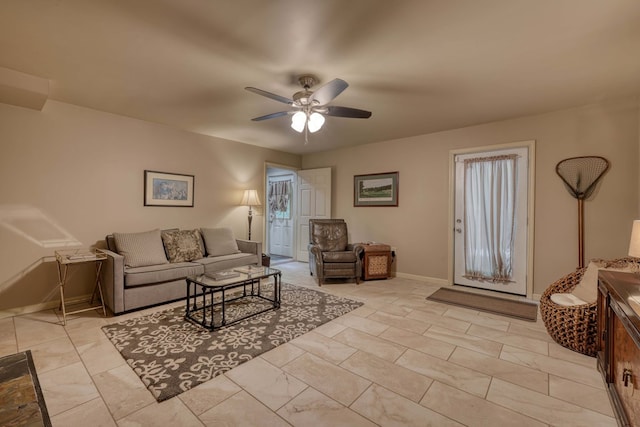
307;112;325;133
291;111;306;133
240;189;261;206
629;220;640;258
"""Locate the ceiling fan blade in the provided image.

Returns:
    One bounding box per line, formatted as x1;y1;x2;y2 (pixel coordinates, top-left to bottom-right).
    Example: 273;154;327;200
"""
245;87;293;105
324;106;372;119
251;111;291;121
310;78;349;105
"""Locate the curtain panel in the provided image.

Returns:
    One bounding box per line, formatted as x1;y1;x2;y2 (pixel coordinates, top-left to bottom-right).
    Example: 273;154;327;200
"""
268;180;291;214
463;154;517;283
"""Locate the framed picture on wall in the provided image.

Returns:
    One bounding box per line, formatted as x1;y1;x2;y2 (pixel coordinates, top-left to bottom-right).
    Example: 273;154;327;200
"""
354;171;399;207
144;170;194;207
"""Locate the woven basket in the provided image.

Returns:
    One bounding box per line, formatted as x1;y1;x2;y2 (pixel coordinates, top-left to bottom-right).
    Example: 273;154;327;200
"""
540;257;640;357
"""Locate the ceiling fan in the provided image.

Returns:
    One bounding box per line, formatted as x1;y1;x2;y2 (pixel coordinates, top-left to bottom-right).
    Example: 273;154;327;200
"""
245;75;372;140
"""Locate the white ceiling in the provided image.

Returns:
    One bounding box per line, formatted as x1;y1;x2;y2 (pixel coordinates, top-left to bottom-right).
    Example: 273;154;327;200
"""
2;0;640;154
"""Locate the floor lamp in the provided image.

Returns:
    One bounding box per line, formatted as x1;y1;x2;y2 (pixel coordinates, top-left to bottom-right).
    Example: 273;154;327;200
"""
240;189;261;240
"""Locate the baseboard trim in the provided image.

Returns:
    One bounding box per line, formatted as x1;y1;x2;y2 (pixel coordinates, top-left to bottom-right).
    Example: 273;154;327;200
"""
0;293;92;320
395;272;449;286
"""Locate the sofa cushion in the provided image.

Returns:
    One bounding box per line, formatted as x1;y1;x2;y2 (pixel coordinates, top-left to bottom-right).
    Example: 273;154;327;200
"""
550;293;588;306
113;229;168;268
124;262;204;287
161;229;204;263
200;227;240;256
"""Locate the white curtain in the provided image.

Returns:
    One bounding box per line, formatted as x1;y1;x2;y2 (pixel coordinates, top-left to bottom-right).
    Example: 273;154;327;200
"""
463;154;517;283
268;180;291;214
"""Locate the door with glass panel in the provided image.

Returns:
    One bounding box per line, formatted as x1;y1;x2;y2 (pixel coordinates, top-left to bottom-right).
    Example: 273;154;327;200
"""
453;146;530;296
267;173;295;257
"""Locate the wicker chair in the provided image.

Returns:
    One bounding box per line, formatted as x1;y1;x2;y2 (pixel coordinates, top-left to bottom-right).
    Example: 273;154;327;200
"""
540;257;639;357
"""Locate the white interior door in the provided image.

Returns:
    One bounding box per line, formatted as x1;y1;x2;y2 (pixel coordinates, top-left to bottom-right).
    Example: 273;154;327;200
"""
453;146;529;296
267;173;294;257
296;167;332;262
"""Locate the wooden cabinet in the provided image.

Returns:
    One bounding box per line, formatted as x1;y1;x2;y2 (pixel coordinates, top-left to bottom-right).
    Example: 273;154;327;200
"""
597;270;640;426
358;243;394;280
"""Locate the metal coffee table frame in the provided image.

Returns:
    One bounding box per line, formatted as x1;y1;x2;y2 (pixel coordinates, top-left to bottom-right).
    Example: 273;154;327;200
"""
185;267;281;331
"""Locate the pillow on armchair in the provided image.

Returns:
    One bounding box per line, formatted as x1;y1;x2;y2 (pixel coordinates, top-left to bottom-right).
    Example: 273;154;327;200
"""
552;259;640;306
568;260;605;303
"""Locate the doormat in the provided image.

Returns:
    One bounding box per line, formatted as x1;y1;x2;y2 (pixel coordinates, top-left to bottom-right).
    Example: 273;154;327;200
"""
426;287;538;321
102;282;364;402
0;350;52;427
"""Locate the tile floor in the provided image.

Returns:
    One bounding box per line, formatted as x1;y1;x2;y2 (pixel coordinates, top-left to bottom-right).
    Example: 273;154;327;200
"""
0;262;615;426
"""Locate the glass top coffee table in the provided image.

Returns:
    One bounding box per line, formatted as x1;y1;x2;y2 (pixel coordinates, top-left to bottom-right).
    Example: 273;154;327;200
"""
185;265;281;331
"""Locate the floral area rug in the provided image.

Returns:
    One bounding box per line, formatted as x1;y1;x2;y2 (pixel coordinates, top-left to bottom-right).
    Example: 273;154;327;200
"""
102;283;363;402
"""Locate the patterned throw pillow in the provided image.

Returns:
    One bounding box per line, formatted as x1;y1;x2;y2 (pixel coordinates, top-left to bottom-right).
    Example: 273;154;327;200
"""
161;229;204;263
113;229;169;268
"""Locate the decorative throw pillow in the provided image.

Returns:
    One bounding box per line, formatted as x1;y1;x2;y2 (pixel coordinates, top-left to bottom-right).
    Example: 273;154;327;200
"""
113;229;169;268
571;259;640;303
161;229;204;263
570;260;605;303
200;227;240;256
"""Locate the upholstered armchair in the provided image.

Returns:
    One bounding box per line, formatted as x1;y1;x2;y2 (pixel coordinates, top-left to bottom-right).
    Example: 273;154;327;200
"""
308;219;363;286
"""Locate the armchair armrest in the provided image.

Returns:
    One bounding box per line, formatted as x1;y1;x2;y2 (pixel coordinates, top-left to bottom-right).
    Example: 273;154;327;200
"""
100;248;125;315
346;244;364;278
347;243;365;258
308;243;324;279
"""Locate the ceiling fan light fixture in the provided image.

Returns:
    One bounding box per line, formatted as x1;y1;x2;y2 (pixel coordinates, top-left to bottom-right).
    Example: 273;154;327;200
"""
246;75;371;141
291;111;306;132
307;112;325;133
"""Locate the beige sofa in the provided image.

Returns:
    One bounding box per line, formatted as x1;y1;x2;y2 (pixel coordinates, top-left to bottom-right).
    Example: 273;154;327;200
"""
100;228;261;314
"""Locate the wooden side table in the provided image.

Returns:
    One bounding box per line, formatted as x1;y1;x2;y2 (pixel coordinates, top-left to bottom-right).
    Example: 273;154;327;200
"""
55;248;107;326
358;243;393;280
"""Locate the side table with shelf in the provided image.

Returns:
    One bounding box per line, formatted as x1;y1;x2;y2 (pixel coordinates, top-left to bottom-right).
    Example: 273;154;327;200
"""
55;248;108;326
358;243;394;280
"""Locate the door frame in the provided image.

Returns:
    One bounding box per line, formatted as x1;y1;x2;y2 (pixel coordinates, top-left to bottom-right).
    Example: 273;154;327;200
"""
447;140;536;298
263;162;299;257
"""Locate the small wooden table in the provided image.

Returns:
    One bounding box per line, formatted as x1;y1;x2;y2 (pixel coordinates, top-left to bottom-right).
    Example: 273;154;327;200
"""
358;243;394;280
54;248;107;326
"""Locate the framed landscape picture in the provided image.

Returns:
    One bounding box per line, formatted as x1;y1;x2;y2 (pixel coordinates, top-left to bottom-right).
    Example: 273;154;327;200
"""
144;170;194;207
354;171;399;207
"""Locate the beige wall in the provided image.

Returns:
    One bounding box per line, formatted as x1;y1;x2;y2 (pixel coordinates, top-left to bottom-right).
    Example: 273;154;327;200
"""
1;96;638;312
302;97;640;295
0;100;300;312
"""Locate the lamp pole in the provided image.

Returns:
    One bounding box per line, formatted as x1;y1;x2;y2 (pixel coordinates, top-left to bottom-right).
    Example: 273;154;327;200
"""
241;189;261;241
247;205;253;240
